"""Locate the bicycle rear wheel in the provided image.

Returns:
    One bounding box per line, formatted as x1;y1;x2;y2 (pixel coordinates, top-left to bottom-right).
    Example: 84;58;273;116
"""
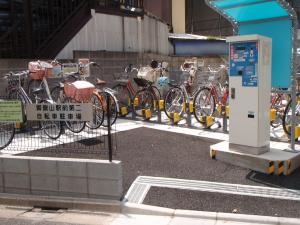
193;87;215;123
164;87;185;119
133;89;155;117
86;92;104;129
282;94;300;136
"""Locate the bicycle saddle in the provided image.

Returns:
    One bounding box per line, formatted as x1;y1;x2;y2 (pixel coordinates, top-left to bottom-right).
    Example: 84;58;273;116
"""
133;77;151;87
96;78;106;86
168;80;179;87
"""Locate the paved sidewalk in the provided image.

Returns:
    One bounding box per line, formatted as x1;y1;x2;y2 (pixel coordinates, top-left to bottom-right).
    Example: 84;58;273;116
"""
0;203;299;225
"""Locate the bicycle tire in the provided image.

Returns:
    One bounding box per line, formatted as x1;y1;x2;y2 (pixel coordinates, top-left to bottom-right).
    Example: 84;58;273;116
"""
0;122;15;150
164;87;185;119
112;84;132;115
193;87;216;123
63;97;86;133
282;93;300;136
133;89;155;117
101;91;118;127
86;92;105;129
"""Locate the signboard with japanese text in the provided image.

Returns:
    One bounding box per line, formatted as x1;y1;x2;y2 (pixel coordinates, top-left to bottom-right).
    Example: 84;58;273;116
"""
25;103;93;122
0;100;23;122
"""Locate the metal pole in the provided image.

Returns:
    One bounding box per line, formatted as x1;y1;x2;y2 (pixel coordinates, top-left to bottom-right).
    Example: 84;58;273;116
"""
106;93;113;162
288;1;298;152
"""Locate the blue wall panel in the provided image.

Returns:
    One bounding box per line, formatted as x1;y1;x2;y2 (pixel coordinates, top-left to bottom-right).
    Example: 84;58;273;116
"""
173;40;228;56
239;20;292;88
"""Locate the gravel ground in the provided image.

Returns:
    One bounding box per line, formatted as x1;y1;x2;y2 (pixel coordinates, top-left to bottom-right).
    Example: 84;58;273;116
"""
143;187;300;218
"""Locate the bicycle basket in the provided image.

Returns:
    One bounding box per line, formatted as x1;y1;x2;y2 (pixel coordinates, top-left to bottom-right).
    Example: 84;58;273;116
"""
64;80;95;102
28;61;53;80
133;77;150;87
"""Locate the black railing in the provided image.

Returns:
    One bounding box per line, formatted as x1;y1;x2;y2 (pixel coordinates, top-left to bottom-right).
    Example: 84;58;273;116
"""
0;0;91;58
93;0;144;16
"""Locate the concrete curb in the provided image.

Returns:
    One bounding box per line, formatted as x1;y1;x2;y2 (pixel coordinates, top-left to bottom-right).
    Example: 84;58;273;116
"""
0;193;121;212
123;203;300;225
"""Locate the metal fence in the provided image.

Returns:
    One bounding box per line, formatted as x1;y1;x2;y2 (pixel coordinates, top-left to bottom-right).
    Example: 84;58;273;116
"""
0;95;118;161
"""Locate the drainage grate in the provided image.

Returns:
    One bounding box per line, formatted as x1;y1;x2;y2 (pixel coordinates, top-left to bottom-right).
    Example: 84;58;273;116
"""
124;176;300;204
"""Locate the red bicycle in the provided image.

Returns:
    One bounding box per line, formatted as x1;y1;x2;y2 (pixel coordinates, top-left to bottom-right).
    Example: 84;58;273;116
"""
193;65;229;123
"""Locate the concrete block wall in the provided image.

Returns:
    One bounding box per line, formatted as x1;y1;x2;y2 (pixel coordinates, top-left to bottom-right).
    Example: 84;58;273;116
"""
0;156;122;200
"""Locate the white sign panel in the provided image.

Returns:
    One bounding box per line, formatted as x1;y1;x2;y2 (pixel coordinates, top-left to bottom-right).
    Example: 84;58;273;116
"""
26;103;93;122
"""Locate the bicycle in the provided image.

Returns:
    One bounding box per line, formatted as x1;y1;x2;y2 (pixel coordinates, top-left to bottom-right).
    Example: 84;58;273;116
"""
51;61;118;130
112;62;162;116
270;90;289;128
0;71;62;150
282;93;300;137
192;65;229;123
164;63;200;119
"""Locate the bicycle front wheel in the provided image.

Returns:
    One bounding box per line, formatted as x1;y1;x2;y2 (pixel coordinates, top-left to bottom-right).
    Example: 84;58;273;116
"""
193;87;215;123
86;92;104;130
28;79;44;101
112;84;131;115
0;122;15;150
101;91;118;127
133;89;155;117
63;97;86;133
164;87;185;119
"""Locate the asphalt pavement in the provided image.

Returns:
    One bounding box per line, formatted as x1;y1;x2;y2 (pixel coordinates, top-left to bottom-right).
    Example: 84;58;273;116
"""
18;126;300;218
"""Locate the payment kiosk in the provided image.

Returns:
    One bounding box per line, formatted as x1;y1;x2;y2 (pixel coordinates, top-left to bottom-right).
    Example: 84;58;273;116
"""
227;35;272;155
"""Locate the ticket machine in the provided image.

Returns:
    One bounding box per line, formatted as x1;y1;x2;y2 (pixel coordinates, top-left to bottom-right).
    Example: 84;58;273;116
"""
226;35;272;155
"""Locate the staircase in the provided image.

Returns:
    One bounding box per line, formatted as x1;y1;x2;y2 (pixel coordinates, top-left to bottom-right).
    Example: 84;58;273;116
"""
0;0;92;58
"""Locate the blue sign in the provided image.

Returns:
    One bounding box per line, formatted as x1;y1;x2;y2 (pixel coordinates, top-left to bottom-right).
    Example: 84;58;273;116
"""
229;41;258;87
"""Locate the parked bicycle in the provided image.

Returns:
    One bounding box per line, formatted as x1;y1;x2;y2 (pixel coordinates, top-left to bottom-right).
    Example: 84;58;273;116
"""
50;61;118;131
112;61;163;116
164;63;200;119
0;70;62;150
192;65;228;123
270;90;289;128
282;93;300;136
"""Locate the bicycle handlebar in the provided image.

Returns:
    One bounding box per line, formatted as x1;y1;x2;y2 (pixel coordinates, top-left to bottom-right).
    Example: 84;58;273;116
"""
4;70;30;79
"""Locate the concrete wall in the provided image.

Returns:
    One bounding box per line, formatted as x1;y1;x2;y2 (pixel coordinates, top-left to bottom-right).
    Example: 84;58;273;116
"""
0;156;122;200
57;10;170;59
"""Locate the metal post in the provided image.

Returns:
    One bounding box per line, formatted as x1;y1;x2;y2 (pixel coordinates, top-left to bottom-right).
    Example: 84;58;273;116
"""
288;2;298;152
222;105;228;133
186;102;192;127
106;93;113;162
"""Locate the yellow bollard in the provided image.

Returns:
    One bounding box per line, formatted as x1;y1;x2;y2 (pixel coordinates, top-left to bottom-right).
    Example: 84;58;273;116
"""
173;112;180;124
217;105;222;115
199;116;205;123
15;122;21;129
206;116;214;127
270;109;276;122
145;109;152;120
128;98;131;107
189;101;194;113
295;126;300;139
159;100;164;111
153;100;157;110
226;106;230;117
134;98;139;107
120;107;128;116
